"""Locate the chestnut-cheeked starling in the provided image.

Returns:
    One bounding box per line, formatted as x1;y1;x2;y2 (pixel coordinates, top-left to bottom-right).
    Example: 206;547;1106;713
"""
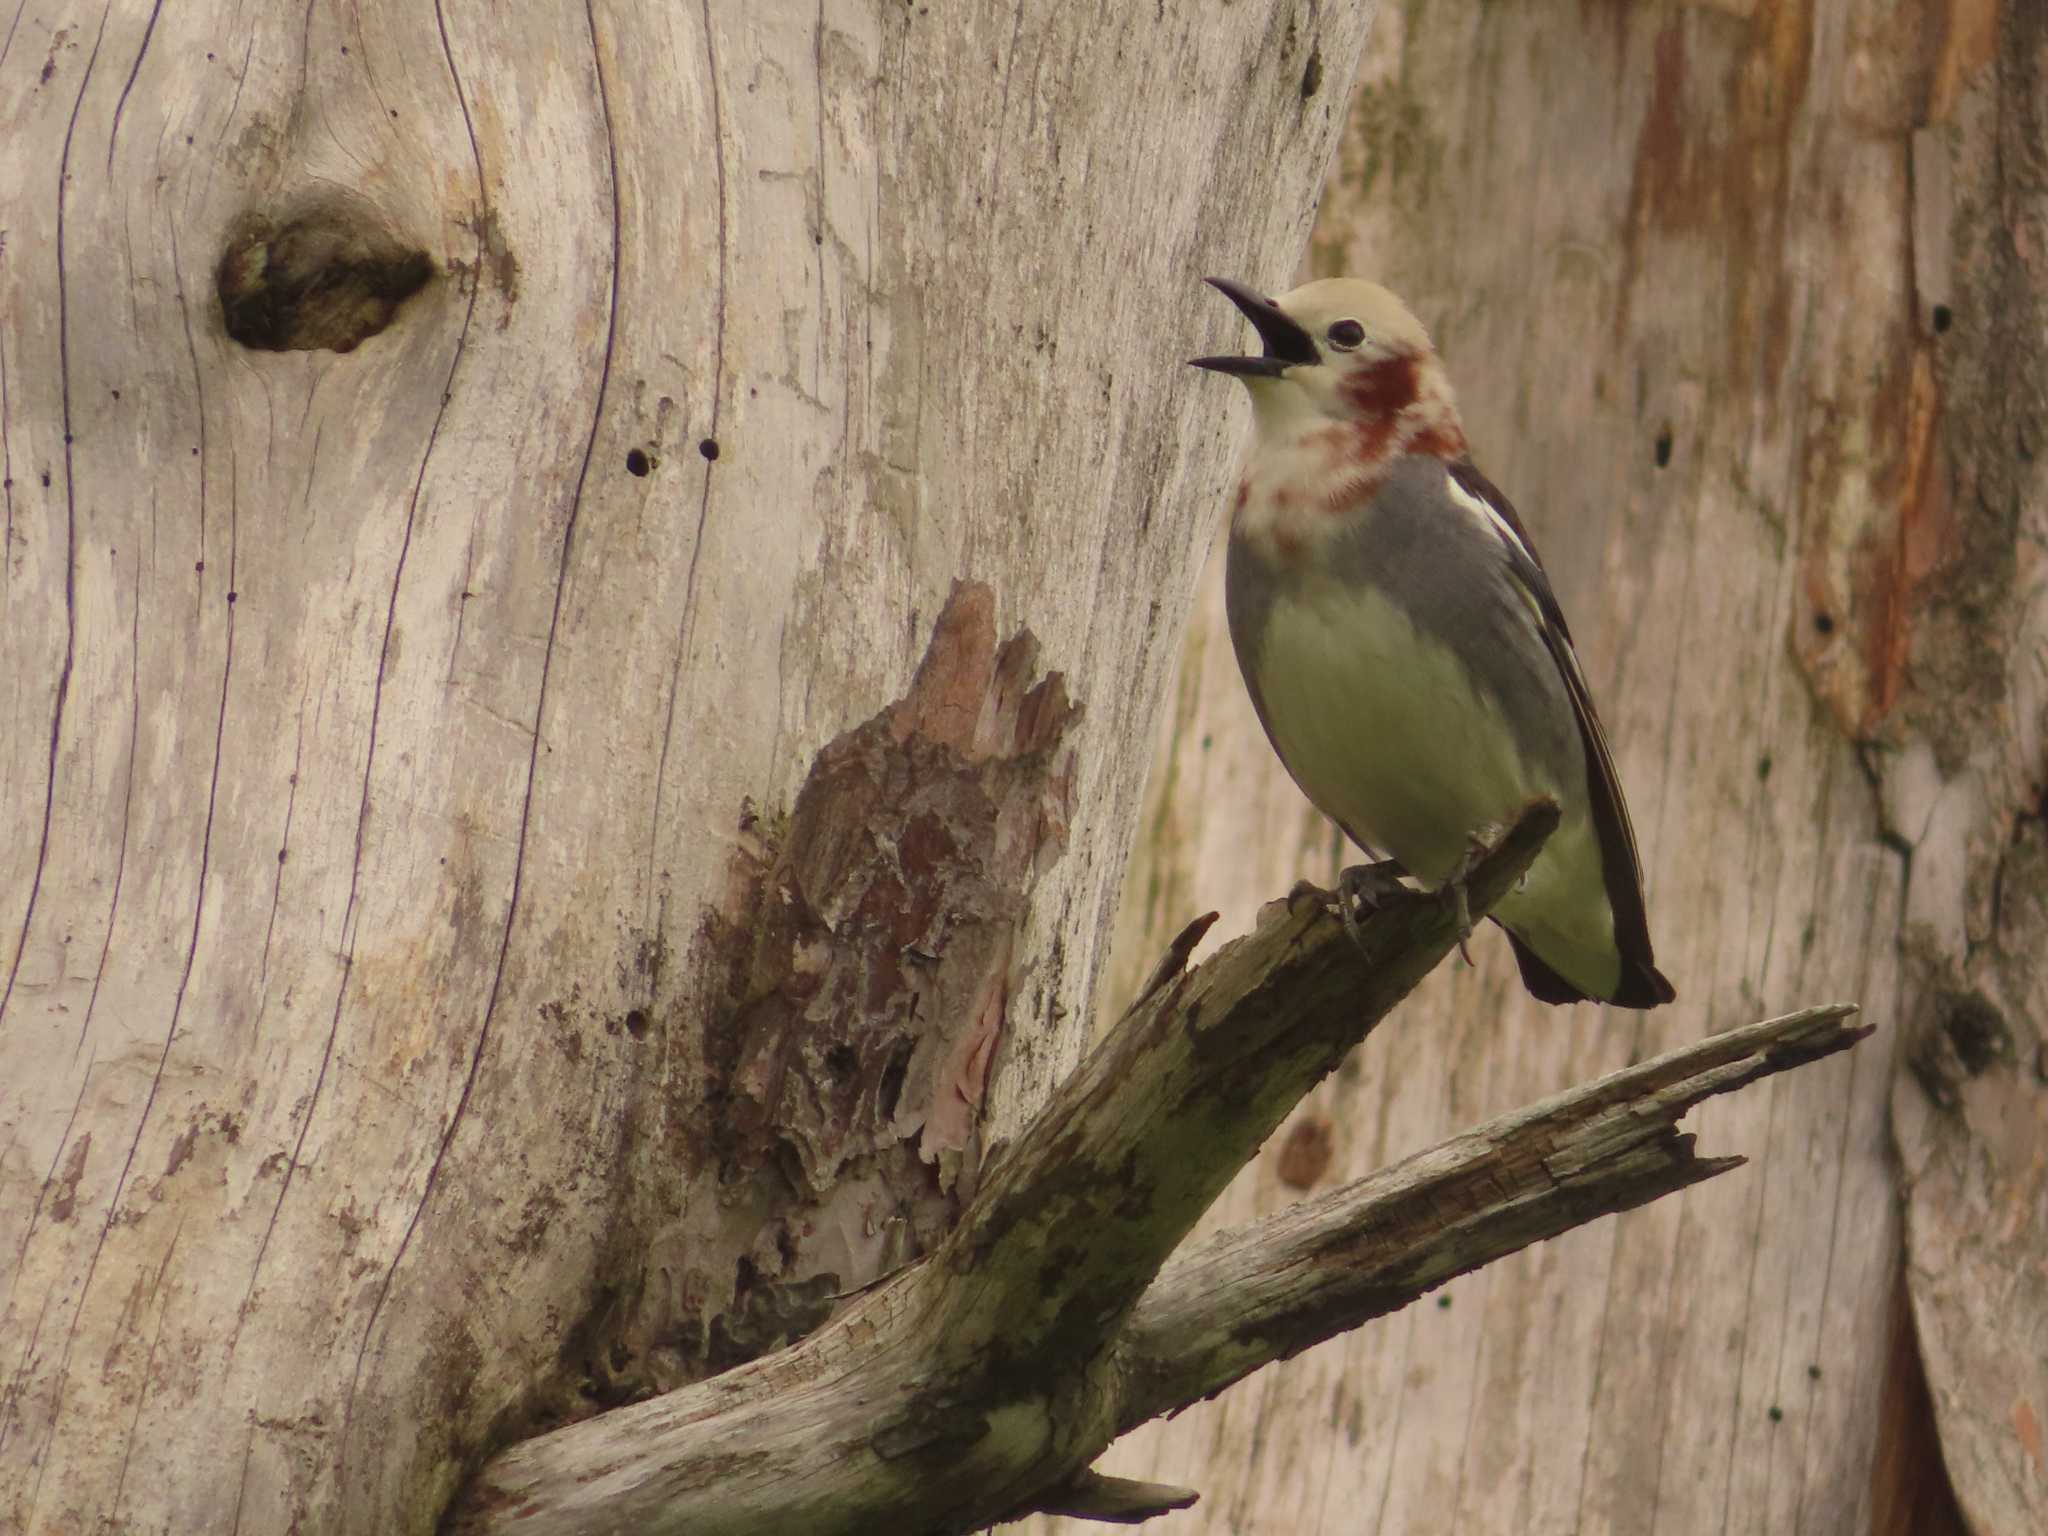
1194;277;1674;1008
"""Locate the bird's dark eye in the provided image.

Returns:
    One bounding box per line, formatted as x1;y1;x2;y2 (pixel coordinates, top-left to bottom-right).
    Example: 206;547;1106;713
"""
1327;319;1366;351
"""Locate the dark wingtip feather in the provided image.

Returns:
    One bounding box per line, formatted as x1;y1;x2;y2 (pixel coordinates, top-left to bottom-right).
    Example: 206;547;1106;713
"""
1609;957;1677;1010
1504;925;1676;1010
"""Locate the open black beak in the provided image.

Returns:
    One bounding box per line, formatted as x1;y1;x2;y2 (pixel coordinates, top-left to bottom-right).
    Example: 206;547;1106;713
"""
1190;276;1319;377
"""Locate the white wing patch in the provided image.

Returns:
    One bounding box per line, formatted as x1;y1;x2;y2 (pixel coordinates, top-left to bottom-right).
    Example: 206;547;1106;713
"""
1444;472;1537;570
1446;471;1550;636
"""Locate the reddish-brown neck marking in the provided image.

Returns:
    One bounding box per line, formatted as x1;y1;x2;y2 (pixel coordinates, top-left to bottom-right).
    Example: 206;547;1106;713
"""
1341;354;1419;421
1406;421;1469;461
1342;351;1466;462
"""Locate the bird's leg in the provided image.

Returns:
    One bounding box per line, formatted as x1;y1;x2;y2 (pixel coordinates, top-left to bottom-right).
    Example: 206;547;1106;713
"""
1438;837;1493;966
1335;858;1410;952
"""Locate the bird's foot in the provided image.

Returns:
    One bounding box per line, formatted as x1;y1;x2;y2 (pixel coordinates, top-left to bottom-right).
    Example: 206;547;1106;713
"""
1334;859;1410;953
1438;837;1492;966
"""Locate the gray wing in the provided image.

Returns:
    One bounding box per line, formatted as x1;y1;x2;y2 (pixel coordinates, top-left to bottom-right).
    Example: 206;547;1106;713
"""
1445;459;1673;1007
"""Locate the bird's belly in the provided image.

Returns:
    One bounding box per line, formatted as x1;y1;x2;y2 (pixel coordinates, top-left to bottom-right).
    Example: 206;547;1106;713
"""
1252;583;1554;884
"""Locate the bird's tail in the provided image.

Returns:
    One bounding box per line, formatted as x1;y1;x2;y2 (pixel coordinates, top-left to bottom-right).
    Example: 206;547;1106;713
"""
1503;925;1675;1010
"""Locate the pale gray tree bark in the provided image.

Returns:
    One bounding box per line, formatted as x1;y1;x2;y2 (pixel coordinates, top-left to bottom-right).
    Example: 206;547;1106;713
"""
0;4;1381;1532
1048;3;2043;1534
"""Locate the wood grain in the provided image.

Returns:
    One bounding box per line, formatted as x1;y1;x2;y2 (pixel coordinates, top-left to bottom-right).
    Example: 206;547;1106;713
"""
0;4;1380;1531
1037;1;2040;1533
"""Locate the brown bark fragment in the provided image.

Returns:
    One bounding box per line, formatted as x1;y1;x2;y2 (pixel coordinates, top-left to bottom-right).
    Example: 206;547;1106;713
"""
677;581;1078;1385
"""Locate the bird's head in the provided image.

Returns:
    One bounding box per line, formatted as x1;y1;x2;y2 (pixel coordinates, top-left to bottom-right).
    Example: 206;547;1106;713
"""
1193;277;1460;454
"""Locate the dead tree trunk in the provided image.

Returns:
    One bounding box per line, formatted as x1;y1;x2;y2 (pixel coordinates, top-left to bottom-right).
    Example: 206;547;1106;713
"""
1065;3;2044;1534
0;4;1380;1532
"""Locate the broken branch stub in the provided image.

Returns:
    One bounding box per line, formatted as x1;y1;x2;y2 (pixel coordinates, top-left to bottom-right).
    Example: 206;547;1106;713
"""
1113;1002;1872;1434
449;805;1561;1535
448;743;1872;1536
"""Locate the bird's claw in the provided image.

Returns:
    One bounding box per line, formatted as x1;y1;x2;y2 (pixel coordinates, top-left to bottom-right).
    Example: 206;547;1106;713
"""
1440;837;1489;966
1334;859;1409;953
1450;886;1475;965
1320;846;1485;969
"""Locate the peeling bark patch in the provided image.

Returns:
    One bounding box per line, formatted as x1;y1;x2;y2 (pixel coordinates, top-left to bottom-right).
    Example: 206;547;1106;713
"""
878;1036;915;1120
689;579;1079;1374
216;203;433;353
1873;350;1949;723
553;1282;637;1412
703;1270;840;1375
1795;335;1958;738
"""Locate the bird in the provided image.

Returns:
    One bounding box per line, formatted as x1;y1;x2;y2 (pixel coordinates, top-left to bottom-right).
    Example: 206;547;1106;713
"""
1191;276;1674;1009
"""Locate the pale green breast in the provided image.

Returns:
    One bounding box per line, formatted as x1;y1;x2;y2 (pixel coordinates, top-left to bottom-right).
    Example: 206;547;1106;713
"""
1251;574;1544;882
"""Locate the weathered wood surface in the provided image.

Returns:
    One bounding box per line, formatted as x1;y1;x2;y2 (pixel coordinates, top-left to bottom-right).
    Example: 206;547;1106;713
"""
0;4;1381;1532
1035;2;2042;1533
